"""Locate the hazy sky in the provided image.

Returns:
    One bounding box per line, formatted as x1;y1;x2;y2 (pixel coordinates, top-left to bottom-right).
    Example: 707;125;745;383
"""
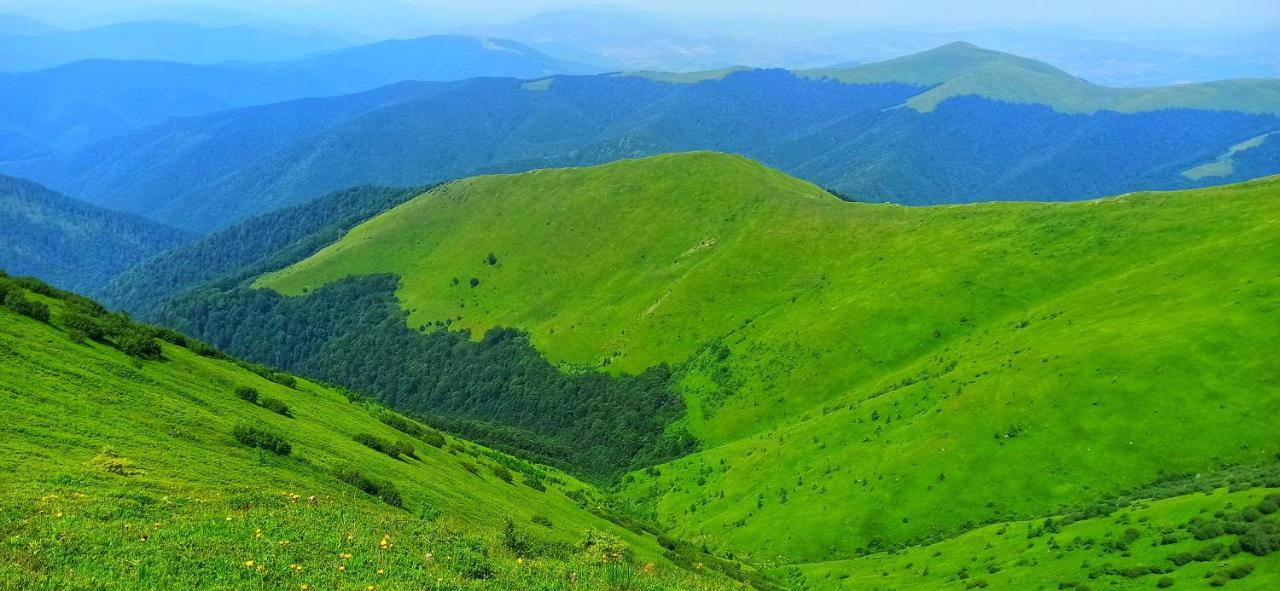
4;0;1278;33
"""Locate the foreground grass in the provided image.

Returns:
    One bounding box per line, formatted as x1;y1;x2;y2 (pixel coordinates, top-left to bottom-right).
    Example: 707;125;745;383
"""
0;281;744;590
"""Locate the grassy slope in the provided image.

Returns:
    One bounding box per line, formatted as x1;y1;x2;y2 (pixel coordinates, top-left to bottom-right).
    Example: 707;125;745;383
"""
257;153;1280;567
784;487;1280;590
798;42;1280;114
0;289;739;590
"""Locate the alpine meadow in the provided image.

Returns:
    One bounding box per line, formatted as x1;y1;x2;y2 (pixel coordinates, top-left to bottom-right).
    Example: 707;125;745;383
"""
0;1;1277;590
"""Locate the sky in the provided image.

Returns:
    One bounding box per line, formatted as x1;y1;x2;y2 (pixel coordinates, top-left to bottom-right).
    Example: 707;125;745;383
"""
4;0;1278;35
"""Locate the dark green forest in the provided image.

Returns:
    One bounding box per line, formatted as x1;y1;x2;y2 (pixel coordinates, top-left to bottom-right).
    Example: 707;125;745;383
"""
158;275;696;481
0;174;191;294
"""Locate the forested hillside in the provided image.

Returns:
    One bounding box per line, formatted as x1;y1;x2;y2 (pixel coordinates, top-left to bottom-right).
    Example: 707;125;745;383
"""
0;174;191;294
7;43;1275;231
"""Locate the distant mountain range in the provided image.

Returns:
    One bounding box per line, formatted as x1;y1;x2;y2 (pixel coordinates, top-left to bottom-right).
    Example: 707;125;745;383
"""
459;6;1280;86
5;42;1275;233
0;19;347;71
0;174;191;293
0;34;597;154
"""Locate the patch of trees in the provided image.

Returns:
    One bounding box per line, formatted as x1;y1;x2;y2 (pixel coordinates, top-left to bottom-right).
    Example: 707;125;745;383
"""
158;274;697;481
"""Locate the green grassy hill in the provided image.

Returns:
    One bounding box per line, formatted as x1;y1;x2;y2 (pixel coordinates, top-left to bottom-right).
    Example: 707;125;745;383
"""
256;152;1280;573
0;273;751;590
799;42;1280;114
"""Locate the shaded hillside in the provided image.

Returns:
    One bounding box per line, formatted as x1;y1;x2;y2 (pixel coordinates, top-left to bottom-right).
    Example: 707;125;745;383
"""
0;34;593;154
0;174;191;294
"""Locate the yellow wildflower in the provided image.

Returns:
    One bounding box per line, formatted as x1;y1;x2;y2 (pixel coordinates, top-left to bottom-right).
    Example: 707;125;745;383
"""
516;557;524;565
376;568;385;575
244;560;254;568
338;565;346;572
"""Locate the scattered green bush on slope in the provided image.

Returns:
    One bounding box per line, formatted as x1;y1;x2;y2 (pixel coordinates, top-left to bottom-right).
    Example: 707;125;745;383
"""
0;272;760;590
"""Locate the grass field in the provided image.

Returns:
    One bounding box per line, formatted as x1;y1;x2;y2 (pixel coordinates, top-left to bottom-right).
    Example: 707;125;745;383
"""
257;152;1280;570
0;278;748;590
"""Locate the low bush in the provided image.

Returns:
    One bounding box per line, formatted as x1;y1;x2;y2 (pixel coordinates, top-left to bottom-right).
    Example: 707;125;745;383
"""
1239;521;1280;556
62;311;105;341
235;386;259;404
260;397;291;417
116;328;162;360
4;290;50;322
334;467;402;507
532;515;552;527
232;424;291;455
490;465;513;483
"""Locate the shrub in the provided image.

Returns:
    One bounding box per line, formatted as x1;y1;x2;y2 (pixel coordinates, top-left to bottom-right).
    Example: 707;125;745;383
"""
460;461;479;474
1156;576;1174;588
377;412;425;437
453;538;493;579
334;467;402;507
1226;563;1254;579
354;433;398;457
62;311;105;341
502;518;531;555
393;440;416;458
260;397;291;417
235;386;259;404
469;277;480;288
232;424;291;455
116;328;162;360
490;465;513;483
377;480;403;507
524;477;546;492
581;529;630;562
419;429;446;448
532;515;553;527
189;341;224;358
1191;520;1225;540
4;290;50;322
1239;521;1280;556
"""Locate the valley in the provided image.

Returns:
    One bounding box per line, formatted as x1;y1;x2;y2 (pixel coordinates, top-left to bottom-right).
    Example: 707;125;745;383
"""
0;4;1277;589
